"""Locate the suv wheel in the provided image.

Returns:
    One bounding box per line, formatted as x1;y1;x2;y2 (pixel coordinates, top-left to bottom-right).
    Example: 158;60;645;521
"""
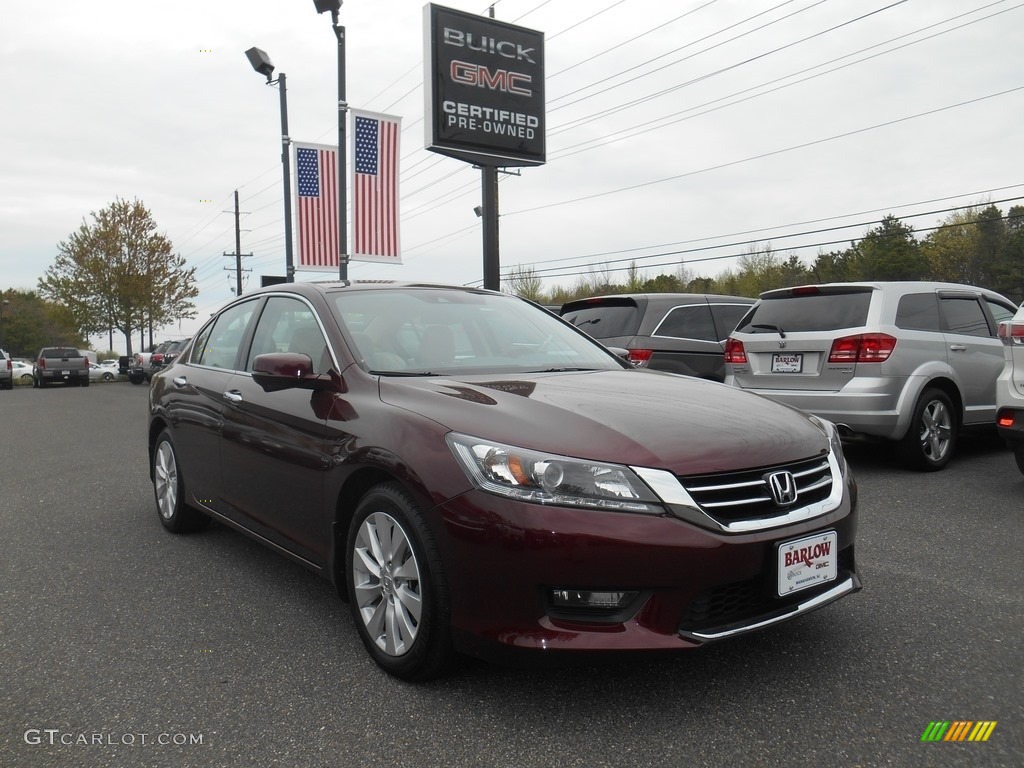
1014;449;1024;477
900;388;956;471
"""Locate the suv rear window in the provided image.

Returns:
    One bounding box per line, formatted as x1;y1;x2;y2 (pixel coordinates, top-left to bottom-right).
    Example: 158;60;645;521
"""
561;299;641;339
737;292;871;333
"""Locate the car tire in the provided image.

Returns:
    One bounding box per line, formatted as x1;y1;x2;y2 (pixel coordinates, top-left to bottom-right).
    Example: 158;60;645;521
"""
152;430;210;533
102;372;114;382
899;388;957;471
129;374;144;385
1;380;11;390
346;482;454;681
1015;450;1024;477
20;374;32;383
81;379;89;388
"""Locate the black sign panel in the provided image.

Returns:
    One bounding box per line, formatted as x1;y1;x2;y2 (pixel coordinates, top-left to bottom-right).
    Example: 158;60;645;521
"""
424;3;545;167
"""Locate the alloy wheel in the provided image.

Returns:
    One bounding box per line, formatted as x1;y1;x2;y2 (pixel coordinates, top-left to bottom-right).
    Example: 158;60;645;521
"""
153;441;178;520
919;398;952;462
351;511;423;657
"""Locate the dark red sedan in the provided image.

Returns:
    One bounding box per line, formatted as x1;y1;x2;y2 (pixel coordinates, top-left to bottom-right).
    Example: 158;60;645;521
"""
148;282;860;680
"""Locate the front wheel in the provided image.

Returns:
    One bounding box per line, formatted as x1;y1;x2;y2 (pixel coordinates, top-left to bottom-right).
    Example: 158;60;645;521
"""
152;430;209;533
346;483;454;681
899;388;957;471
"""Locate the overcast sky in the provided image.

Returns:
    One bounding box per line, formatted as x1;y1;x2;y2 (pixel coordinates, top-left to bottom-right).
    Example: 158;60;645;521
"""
2;0;1023;350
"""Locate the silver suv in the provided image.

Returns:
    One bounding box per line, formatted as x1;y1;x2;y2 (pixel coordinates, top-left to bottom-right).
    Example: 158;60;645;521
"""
724;282;1017;470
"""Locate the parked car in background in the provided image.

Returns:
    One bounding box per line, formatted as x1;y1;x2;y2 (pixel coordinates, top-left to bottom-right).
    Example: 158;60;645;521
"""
33;347;90;388
129;351;152;385
996;302;1024;475
162;338;191;369
89;361;116;382
149;281;859;681
560;293;755;381
0;349;11;390
725;282;1017;471
150;339;191;378
11;359;34;383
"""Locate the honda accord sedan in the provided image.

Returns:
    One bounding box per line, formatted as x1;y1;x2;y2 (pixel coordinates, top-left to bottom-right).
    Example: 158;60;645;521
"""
148;281;860;680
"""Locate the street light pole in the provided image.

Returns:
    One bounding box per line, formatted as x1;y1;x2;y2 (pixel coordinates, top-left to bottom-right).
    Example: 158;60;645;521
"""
314;0;348;281
245;47;295;283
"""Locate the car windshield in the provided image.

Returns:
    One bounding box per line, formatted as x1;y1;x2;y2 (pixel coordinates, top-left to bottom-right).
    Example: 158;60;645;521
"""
332;288;627;375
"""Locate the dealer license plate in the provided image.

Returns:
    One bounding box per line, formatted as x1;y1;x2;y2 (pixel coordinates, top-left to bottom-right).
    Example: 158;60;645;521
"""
771;353;803;373
777;531;838;596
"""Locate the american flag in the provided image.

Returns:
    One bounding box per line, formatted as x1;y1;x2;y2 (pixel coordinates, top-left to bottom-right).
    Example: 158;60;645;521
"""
294;143;338;271
352;110;401;262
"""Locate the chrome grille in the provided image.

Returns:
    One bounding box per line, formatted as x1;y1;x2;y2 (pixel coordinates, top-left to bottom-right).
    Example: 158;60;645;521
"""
679;455;834;525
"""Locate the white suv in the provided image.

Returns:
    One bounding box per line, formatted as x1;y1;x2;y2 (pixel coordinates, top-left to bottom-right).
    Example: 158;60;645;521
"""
996;302;1024;474
725;282;1017;471
0;349;12;390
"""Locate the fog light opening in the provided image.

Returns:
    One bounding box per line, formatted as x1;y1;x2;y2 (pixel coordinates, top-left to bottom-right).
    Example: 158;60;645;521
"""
546;588;646;624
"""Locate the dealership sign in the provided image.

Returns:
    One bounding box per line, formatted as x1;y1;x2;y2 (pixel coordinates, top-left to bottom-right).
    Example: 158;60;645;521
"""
423;3;545;167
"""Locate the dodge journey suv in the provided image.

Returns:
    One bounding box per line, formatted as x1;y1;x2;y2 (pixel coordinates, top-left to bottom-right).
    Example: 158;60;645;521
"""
725;282;1017;470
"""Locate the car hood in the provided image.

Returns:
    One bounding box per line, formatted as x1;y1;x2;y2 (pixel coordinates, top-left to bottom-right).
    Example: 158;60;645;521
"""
379;369;827;475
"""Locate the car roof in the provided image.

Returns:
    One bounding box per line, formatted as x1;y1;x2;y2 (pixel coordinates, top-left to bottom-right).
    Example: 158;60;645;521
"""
759;281;1013;302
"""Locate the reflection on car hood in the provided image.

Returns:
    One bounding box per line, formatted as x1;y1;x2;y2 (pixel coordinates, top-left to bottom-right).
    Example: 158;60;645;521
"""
379;369;826;475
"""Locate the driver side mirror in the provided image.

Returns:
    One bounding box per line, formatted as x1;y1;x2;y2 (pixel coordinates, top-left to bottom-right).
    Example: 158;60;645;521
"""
251;352;342;393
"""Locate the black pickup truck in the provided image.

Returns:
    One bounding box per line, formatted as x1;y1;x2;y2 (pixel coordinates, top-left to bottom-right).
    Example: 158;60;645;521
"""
33;347;90;388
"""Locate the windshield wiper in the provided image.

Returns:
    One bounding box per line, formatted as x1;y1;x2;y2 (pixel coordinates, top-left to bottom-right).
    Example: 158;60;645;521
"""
751;323;786;338
371;369;447;376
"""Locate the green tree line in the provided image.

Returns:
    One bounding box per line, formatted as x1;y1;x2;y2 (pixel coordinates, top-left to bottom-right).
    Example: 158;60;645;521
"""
506;203;1024;305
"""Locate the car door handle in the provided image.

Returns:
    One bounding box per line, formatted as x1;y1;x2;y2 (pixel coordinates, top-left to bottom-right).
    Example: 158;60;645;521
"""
172;376;187;388
949;344;968;352
223;390;243;403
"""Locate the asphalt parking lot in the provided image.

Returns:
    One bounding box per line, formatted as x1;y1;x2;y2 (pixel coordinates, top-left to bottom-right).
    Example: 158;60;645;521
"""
1;382;1021;768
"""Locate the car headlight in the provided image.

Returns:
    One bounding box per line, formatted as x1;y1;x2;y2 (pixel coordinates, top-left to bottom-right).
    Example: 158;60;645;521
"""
446;433;663;514
808;415;846;470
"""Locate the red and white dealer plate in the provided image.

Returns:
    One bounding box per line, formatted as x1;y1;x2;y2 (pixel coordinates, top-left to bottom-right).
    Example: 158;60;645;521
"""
777;531;838;596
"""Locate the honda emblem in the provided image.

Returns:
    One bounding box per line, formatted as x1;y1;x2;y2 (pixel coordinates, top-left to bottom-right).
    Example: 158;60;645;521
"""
766;471;798;506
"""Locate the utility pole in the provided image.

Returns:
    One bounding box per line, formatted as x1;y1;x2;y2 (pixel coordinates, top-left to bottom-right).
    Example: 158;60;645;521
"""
224;190;252;295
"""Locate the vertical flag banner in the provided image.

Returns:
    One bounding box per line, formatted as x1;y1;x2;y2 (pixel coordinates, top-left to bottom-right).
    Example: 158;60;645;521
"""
294;142;339;272
351;109;402;264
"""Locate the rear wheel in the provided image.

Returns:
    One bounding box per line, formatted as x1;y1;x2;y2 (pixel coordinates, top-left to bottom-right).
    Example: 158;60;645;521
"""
152;430;209;533
346;483;454;681
899;388;957;471
1015;449;1024;477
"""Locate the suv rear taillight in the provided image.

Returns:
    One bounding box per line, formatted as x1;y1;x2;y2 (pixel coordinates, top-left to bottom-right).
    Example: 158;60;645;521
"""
828;333;897;363
37;357;46;369
724;338;747;364
998;321;1024;344
628;348;653;367
5;358;10;371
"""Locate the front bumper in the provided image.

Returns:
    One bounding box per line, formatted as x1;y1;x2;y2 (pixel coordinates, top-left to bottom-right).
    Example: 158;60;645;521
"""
434;484;859;662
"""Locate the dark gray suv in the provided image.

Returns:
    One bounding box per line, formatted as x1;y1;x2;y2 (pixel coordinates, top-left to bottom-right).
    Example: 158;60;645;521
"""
560;293;754;381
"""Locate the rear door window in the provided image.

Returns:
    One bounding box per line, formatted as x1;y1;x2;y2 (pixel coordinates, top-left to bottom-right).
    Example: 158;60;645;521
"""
653;304;717;341
737;292;871;333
